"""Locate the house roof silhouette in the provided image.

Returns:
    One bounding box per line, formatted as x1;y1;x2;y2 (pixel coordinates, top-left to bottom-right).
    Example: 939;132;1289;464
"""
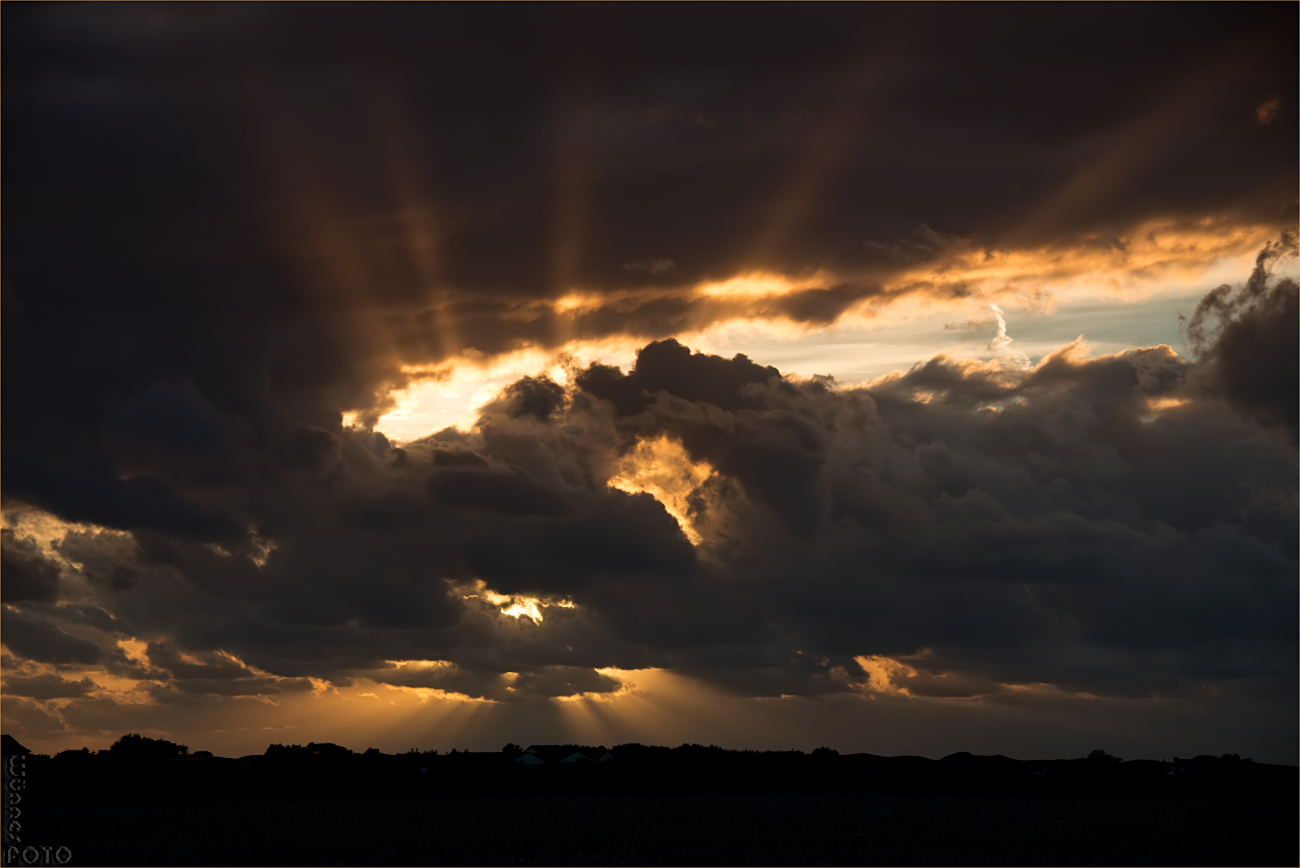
516;745;613;766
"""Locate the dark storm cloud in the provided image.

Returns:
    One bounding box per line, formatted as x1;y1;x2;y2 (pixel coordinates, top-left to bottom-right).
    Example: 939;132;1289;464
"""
152;677;315;701
1184;230;1299;440
3;464;245;544
428;467;569;517
3;4;1295;378
0;609;112;667
1;673;97;701
5;248;1293;713
575;339;782;415
371;661;623;704
558;321;1294;697
2;4;1296;740
502;376;568;422
1;529;62;603
4;3;1294;511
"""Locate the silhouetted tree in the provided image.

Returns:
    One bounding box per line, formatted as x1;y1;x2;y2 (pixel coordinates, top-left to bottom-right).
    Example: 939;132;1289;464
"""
1087;749;1122;765
266;743;306;760
502;743;524;758
307;742;352;761
109;732;188;758
265;742;353;762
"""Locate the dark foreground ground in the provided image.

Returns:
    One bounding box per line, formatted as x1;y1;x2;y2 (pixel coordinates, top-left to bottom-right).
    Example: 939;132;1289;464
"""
19;790;1298;866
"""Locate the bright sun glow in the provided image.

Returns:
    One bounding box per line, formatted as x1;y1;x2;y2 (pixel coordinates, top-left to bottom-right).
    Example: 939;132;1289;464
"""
455;579;577;623
695;271;822;299
1146;396;1190;412
365;338;640;443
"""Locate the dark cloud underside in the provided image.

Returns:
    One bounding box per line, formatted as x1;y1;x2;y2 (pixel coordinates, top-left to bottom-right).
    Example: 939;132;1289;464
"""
2;3;1296;757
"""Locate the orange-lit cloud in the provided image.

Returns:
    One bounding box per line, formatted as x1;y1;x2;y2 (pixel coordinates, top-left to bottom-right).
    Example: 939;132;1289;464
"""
350;215;1282;442
1255;97;1281;125
540;215;1278;340
367;337;641;440
852;655;919;697
606;436;714;545
881;217;1280;310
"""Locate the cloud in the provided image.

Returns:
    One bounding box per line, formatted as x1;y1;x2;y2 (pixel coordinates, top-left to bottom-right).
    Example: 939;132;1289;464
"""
5;5;1291;399
0;609;117;667
0;697;68;738
2;673;98;700
4;252;1293;726
371;660;623;703
501;376;568;421
865;224;970;265
986;304;1032;370
2;4;1296;757
1183;230;1298;440
574;338;782;416
1256;97;1281;124
2;529;63;603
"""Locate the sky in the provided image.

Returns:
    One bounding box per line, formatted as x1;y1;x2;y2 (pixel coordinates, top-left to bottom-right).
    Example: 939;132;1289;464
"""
2;3;1297;763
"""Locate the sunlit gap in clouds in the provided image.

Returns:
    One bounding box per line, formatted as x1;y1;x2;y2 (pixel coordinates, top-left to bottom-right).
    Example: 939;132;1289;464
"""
548;269;818;316
356;338;640;442
354;215;1285;445
683;217;1288;385
694;270;835;299
548;667;707;747
455;578;576;623
323;668;714;754
291;677;499;754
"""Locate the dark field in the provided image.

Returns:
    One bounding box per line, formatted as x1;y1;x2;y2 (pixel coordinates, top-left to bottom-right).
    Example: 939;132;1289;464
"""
25;791;1298;866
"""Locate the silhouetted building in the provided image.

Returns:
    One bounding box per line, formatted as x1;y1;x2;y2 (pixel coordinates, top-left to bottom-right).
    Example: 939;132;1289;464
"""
516;745;612;769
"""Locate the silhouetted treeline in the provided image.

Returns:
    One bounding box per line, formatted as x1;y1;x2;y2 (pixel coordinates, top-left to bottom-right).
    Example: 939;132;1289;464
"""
4;733;1295;808
7;734;1297;867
